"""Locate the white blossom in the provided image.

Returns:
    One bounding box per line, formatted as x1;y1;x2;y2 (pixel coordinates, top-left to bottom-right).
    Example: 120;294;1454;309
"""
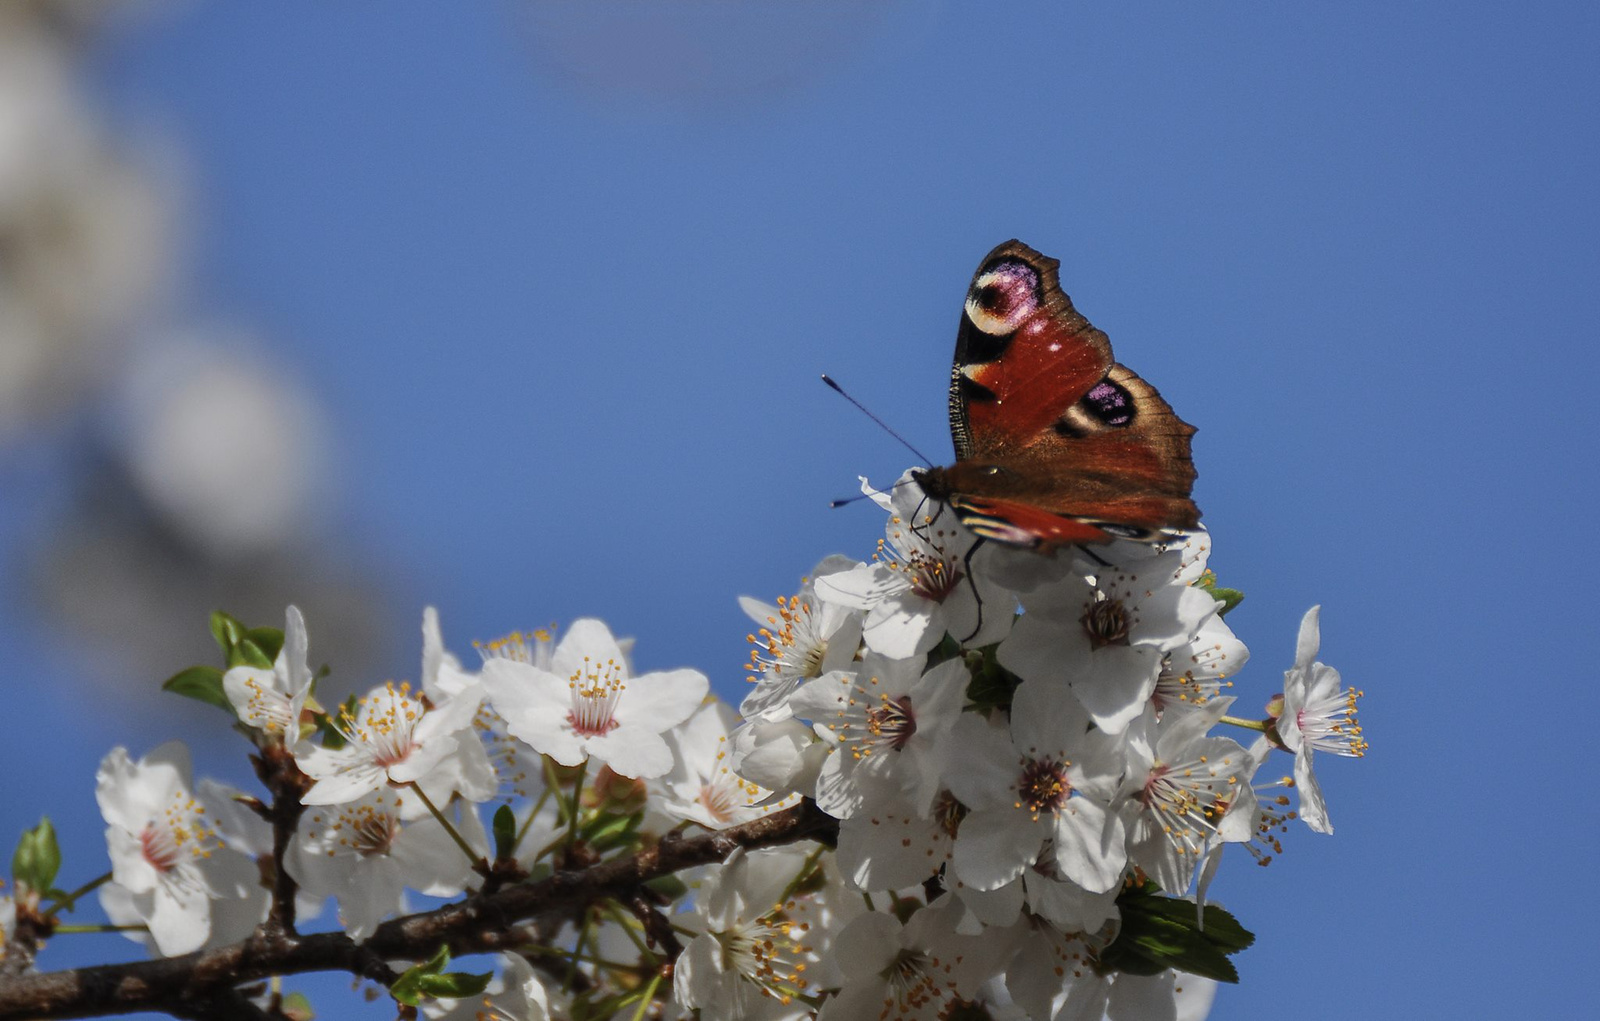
480;618;707;779
788;655;968;820
294;680;493;814
95;742;256;955
1270;605;1365;835
657;701;795;830
739;557;864;722
815;472;1012;656
223;604;313;739
998;551;1218;735
674;847;820;1020
288;790;484;940
944;681;1128;895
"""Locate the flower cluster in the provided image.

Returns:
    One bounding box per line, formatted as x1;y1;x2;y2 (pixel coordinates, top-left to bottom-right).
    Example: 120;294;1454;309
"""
4;469;1364;1021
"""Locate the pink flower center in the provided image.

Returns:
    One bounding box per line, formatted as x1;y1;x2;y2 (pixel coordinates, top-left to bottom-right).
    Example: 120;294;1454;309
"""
339;682;423;768
137;794;213;874
866;695;918;751
139;824;179;873
697;783;738;824
568;656;625;737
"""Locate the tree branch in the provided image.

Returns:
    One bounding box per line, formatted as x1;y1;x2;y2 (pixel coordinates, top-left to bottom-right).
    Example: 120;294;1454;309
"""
0;800;837;1020
249;744;312;938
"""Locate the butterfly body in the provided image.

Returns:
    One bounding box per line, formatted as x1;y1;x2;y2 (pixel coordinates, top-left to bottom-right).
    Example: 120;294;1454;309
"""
913;240;1200;551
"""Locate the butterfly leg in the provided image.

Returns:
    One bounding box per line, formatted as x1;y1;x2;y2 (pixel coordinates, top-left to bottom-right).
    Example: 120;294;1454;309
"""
909;492;945;545
1078;544;1111;568
957;536;989;644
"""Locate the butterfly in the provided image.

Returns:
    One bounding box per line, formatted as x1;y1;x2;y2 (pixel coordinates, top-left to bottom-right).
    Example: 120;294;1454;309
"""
912;240;1200;551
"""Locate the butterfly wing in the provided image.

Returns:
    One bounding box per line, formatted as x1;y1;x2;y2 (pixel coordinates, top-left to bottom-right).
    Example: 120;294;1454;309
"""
948;240;1113;461
935;240;1199;548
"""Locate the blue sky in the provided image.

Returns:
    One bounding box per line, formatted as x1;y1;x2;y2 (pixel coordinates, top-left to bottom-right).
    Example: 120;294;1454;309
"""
2;2;1596;1018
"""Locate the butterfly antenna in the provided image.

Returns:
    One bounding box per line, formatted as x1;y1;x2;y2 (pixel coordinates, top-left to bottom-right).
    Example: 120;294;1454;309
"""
830;476;923;508
820;374;934;465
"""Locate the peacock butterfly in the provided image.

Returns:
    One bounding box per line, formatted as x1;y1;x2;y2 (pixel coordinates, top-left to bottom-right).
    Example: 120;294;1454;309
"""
912;240;1200;551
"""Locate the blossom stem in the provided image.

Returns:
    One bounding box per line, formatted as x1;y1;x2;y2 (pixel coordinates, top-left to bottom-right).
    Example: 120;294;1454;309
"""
53;923;148;934
776;844;827;905
563;760;589;854
45;872;111;916
514;783;555;852
627;971;663;1021
603;902;658;964
1218;714;1270;732
406;783;486;870
519;942;638;972
565;916;591;992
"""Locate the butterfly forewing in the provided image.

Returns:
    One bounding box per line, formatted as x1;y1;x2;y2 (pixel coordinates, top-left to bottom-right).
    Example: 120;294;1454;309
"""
948;240;1112;460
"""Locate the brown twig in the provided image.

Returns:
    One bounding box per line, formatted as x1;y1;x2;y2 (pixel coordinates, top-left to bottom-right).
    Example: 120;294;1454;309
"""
0;800;836;1020
249;744;313;938
624;888;683;966
0;899;47;979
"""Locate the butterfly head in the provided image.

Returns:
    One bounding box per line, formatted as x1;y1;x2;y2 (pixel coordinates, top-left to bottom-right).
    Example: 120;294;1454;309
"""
914;463;1027;503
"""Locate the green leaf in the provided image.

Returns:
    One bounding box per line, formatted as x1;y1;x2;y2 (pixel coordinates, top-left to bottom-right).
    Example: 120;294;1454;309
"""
1126;922;1239;983
11;817;61;892
923;633;964;670
389;979;422;1007
644;874;688;901
416;971;493;999
315;694;359;750
230;637;275;670
280;991;315;1021
1131;895;1256;953
492;805;517;860
964;641;1022;714
390;945;453;1006
582;811;641;851
1096;938;1172;977
246;626;285;662
209;611;245;654
1099;884;1254;984
162;665;235;715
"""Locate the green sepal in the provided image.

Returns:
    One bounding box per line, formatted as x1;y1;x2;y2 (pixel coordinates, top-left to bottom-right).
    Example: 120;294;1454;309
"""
1207;586;1245;616
1194;571;1244;616
11;817;61;893
162;665;235;715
